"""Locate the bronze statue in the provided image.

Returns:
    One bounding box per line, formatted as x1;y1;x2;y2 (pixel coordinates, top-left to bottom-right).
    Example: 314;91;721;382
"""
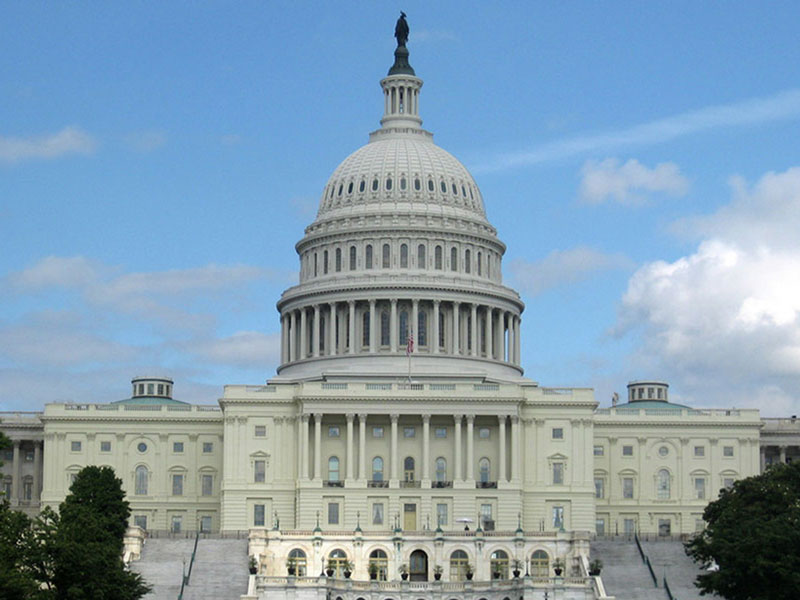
394;11;409;47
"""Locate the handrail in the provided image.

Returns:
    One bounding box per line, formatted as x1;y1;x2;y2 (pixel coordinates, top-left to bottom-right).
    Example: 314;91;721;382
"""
664;575;676;600
177;533;200;599
644;556;658;587
634;532;646;562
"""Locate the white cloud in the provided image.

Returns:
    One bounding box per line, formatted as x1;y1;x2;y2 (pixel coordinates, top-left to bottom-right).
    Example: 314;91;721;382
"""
617;167;800;413
478;88;800;172
580;158;689;204
9;255;103;289
511;247;632;296
187;331;281;367
124;130;167;152
0;126;97;163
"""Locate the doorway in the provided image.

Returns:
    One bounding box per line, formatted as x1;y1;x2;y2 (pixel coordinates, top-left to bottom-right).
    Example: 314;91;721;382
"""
409;549;428;581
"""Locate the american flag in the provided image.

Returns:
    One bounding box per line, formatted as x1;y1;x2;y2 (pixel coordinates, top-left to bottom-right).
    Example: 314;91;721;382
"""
406;333;414;356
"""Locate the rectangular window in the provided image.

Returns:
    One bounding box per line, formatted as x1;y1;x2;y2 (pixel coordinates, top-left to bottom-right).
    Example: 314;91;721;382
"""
171;516;182;533
624;518;636;535
157;384;164;395
70;441;81;452
173;442;184;453
552;462;564;484
594;477;605;499
403;427;415;438
595;518;606;536
694;477;706;499
372;427;384;438
478;427;490;439
254;460;266;483
254;425;266;437
622;445;633;456
436;503;448;526
695;519;705;532
24;451;34;462
480;503;493;530
200;516;212;533
372;502;384;525
328;426;340;438
201;474;213;496
723;446;734;457
623;477;634;498
434;427;447;438
254;504;265;527
552;427;563;439
723;477;734;489
658;518;671;536
552;506;564;529
328;502;339;525
133;515;147;530
593;445;604;456
172;474;183;496
203;442;213;453
100;441;111;452
694;445;705;457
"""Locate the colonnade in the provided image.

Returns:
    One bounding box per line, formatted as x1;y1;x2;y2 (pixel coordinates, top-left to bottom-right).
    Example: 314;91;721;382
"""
280;299;521;366
3;439;43;506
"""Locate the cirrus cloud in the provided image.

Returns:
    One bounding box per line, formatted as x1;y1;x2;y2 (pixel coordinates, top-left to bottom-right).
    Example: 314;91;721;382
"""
0;126;97;164
580;158;689;204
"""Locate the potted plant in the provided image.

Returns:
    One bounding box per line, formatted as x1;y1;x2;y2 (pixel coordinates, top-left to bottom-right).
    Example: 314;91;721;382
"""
324;559;334;577
248;555;258;575
433;565;443;580
369;562;379;580
465;563;474;581
343;560;354;579
512;559;523;578
588;559;603;576
552;558;565;576
286;557;297;576
399;563;409;580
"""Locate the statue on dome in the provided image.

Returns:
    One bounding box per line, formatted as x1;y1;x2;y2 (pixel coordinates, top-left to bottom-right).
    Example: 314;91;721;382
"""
394;11;409;47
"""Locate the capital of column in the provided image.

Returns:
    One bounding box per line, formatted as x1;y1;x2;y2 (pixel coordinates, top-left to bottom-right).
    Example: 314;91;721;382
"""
358;413;368;422
453;414;463;424
510;415;519;424
422;414;431;424
314;413;323;421
498;415;507;425
390;414;399;423
346;413;355;422
465;415;475;424
301;414;311;423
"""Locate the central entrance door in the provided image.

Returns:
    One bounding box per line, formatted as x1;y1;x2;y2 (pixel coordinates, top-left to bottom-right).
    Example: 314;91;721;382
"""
409;549;428;581
403;503;416;530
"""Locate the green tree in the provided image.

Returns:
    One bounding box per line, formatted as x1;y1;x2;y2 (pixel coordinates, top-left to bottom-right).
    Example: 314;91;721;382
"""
686;461;800;600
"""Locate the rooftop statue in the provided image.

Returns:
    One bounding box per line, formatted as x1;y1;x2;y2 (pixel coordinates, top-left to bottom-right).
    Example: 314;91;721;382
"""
394;11;409;47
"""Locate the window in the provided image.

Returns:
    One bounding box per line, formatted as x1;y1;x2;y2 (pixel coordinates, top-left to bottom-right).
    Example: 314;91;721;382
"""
593;445;604;456
382;243;390;268
594;477;605;499
200;515;212;533
372;502;384;525
71;441;81;452
552;428;564;439
435;457;447;482
695;518;705;532
372;178;379;191
254;460;265;483
478;427;490;439
173;442;184;453
723;446;734;457
369;549;388;581
133;515;147;530
657;469;670;500
624;518;636;535
24;450;34;462
335;247;342;272
403;427;415;438
386;177;392;190
464;249;471;273
404;456;415;482
477;251;482;275
480;503;493;529
362;312;370;346
137;442;147;453
172;474;183;496
723;477;735;489
694;445;705;457
399;310;408;346
253;504;265;527
414;178;421;191
596;518;606;536
623;477;634;498
171;516;182;533
328;426;340;438
434;427;447;438
372;457;384;481
658;446;669;457
418;311;427;346
417;244;426;268
158;384;164;395
552;506;564;529
349;246;356;270
530;550;549;577
380;311;390;345
323;250;328;274
694;477;706;499
365;244;373;269
100;441;111;452
490;549;509;579
479;457;491;483
658;518;671;536
254;425;266;437
450;247;458;271
400;243;408;268
327;502;339;525
622;445;633;456
289;548;307;576
372;427;384;438
23;478;32;500
436;503;448;526
552;462;564;484
328;457;340;482
435;245;443;269
450;550;469;580
203;442;213;453
147;383;154;395
135;466;148;495
202;474;213;496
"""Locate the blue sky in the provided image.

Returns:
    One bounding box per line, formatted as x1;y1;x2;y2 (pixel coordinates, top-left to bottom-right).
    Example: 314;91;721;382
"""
3;2;800;416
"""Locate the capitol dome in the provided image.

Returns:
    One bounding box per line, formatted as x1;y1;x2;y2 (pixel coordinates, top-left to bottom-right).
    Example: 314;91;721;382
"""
274;33;525;382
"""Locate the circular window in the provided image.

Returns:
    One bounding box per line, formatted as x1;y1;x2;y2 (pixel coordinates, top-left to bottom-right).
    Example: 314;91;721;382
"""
658;446;669;457
137;442;148;453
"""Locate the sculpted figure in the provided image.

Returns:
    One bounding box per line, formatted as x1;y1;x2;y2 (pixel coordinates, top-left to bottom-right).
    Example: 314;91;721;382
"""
394;11;409;47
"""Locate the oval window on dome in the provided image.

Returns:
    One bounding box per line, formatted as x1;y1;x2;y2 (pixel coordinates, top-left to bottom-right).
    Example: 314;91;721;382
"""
359;180;366;193
329;186;334;199
338;184;343;196
414;178;421;191
400;177;406;190
452;183;458;195
347;182;353;194
462;185;467;197
372;178;379;191
386;177;392;190
469;185;474;199
428;179;434;192
440;181;447;194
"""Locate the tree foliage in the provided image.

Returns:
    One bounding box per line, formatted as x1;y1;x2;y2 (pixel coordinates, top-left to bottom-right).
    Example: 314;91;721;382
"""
686;461;800;600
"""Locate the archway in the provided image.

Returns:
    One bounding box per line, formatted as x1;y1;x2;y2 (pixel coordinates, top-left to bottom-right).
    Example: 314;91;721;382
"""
409;549;429;581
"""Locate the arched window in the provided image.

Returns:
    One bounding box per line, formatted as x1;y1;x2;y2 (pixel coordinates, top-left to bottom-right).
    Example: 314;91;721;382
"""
428;178;435;192
328;457;340;482
347;181;353;195
362;312;370;347
414;178;421;191
365;245;373;269
372;178;379;191
530;550;549;577
323;250;329;274
490;550;509;579
382;244;390;268
487;254;491;278
438;309;446;348
359;179;366;193
135;465;148;496
400;177;406;190
314;253;318;277
435;246;443;270
319;316;326;351
435;458;447;482
450;247;458;271
477;252;482;276
380;311;390;346
479;457;491;483
449;550;469;580
335;248;342;272
288;548;307;576
400;244;408;268
328;549;348;577
417;244;426;268
465;249;471;273
399;310;409;346
372;457;384;482
404;457;415;482
349;246;356;270
386;177;392;191
418;311;427;347
369;549;388;581
657;469;671;500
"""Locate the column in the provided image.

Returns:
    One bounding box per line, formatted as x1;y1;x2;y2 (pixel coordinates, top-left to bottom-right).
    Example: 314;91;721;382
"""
33;441;42;500
290;311;297;361
470;304;478;356
454;415;463;481
390;414;399;481
358;414;367;480
432;300;440;354
514;315;521;364
301;415;310;479
760;446;766;472
466;415;475;480
485;307;493;359
452;302;460;355
297;416;303;479
312;305;320;357
422;415;431;480
281;314;288;363
369;300;377;353
780;445;787;464
348;301;356;354
498;416;507;482
314;414;322;481
328;302;337;356
411;299;419;352
390;299;398;353
507;314;515;363
11;441;20;504
346;414;355;480
300;308;308;359
495;311;503;362
511;416;520;482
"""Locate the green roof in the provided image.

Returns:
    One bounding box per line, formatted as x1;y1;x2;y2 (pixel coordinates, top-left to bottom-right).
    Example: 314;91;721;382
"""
112;396;189;406
614;400;691;411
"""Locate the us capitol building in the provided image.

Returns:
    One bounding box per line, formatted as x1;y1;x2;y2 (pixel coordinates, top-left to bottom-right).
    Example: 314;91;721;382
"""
2;16;796;600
